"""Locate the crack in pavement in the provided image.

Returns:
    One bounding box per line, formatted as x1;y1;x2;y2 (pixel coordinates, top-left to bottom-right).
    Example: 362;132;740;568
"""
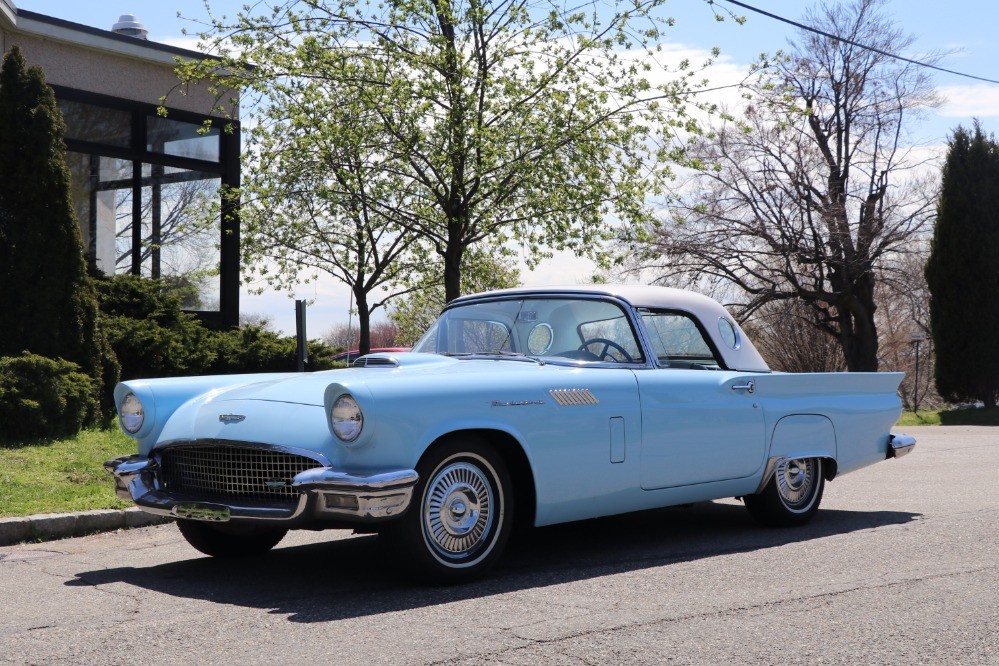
40;564;144;608
428;565;998;665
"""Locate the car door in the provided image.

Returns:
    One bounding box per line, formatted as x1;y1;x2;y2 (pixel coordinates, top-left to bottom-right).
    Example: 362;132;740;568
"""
634;309;766;490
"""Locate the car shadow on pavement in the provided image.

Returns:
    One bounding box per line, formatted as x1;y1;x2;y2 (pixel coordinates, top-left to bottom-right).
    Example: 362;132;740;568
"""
66;501;919;623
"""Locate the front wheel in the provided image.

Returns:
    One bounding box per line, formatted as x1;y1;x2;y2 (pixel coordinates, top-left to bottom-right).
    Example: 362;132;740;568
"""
744;457;825;527
385;438;513;584
176;520;288;558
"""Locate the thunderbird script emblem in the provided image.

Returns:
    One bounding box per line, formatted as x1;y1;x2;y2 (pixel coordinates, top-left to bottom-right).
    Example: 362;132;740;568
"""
218;414;246;424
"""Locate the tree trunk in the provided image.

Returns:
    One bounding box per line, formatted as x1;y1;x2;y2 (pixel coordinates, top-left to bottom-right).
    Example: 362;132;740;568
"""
353;286;371;356
442;221;465;303
836;274;879;372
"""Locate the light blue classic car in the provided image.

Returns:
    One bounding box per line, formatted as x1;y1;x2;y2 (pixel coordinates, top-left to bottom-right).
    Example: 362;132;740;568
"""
106;286;915;582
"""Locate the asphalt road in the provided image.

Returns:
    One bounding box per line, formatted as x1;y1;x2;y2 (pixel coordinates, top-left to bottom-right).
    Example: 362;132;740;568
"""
1;426;996;665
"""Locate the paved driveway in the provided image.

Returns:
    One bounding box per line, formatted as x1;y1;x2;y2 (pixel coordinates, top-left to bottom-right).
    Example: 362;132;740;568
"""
1;426;996;664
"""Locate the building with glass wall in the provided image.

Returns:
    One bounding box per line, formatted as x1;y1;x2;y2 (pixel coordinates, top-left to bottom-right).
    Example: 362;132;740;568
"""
0;0;240;326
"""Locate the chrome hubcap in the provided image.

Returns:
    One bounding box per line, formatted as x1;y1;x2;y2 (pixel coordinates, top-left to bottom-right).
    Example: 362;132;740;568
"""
776;458;815;508
424;461;493;558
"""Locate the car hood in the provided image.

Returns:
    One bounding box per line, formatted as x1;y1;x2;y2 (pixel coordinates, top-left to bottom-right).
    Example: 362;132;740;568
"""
208;353;546;406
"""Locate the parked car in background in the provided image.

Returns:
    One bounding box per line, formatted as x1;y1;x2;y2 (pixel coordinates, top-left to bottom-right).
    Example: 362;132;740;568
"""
107;286;915;583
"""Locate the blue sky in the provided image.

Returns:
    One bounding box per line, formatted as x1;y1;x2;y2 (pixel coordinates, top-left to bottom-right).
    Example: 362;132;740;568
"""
13;0;999;334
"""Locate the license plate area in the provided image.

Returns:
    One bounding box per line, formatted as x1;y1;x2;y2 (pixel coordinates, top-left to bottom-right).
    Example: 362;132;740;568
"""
174;503;231;522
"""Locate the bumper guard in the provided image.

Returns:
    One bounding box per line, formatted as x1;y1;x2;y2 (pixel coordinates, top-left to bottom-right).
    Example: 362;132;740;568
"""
886;433;916;459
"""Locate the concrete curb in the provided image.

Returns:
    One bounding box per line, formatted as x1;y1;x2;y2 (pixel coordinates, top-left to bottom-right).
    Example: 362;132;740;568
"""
0;508;173;547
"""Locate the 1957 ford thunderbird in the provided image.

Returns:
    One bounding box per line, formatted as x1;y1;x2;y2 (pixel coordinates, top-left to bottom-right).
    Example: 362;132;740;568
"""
106;285;915;582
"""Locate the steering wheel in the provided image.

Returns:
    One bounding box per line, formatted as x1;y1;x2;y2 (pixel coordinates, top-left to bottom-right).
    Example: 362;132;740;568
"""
578;338;635;362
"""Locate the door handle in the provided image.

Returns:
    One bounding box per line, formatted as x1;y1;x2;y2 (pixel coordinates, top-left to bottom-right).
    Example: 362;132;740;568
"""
731;380;755;394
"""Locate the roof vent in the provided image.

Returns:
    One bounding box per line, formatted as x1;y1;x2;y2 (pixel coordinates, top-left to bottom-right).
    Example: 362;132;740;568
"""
111;14;148;40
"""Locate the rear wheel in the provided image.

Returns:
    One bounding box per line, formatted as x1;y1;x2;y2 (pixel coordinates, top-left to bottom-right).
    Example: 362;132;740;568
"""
385;437;513;584
176;520;287;558
745;457;825;527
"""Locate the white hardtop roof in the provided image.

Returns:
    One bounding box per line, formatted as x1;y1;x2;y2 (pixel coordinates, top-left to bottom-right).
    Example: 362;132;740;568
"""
457;284;721;307
452;284;770;372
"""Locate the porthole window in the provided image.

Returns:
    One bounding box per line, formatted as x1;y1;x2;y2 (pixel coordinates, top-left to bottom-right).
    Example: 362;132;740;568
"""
718;317;741;350
527;323;554;355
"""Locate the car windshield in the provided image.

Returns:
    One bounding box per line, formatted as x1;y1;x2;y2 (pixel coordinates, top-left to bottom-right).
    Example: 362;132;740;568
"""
413;298;644;364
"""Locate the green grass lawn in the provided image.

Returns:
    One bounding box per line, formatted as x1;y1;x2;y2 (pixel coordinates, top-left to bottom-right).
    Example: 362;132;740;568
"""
0;428;135;518
897;407;999;427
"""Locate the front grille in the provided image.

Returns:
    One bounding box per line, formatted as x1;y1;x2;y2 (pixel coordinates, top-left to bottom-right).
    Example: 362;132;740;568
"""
158;444;324;505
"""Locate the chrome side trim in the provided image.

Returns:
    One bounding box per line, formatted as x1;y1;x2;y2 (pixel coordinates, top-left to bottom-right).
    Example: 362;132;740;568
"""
887;434;916;459
755;456;786;495
104;455;418;524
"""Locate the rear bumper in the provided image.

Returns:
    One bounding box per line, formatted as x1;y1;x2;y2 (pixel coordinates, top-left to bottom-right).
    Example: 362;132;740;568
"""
104;455;418;524
886;433;916;459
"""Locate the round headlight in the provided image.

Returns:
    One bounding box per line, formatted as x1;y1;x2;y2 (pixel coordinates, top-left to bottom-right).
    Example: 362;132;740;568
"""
331;394;363;442
120;392;144;434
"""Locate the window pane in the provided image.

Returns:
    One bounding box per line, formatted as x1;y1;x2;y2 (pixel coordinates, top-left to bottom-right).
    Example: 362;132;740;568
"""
576;307;643;362
416;298;643;363
146;116;220;162
140;168;221;310
642;312;721;368
65;151;132;274
99;157;133;275
58;100;131;147
454;320;512;353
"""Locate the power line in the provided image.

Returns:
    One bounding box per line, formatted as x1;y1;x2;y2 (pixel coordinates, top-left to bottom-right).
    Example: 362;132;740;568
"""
719;0;999;86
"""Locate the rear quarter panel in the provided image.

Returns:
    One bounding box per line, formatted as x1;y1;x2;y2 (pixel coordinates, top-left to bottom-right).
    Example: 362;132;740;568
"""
754;372;904;476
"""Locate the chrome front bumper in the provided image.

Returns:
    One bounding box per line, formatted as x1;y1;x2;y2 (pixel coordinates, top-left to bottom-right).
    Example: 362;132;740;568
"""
104;455;418;524
887;433;916;459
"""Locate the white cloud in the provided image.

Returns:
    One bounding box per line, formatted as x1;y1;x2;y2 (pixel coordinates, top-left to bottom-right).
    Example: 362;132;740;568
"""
937;84;999;118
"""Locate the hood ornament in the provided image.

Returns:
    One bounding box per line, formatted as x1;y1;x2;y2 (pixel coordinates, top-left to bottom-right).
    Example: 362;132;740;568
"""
218;414;246;424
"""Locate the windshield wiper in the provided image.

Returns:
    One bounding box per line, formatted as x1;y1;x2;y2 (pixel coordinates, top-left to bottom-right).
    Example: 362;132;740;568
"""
493;351;546;365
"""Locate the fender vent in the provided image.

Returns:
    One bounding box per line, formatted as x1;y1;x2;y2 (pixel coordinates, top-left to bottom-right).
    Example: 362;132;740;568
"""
549;389;598;406
351;356;399;368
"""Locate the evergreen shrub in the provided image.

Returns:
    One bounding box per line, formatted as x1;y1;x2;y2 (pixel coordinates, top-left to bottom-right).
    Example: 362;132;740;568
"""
0;353;97;441
0;46;116;422
925;123;999;408
205;326;339;375
96;274;213;380
97;274;340;379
